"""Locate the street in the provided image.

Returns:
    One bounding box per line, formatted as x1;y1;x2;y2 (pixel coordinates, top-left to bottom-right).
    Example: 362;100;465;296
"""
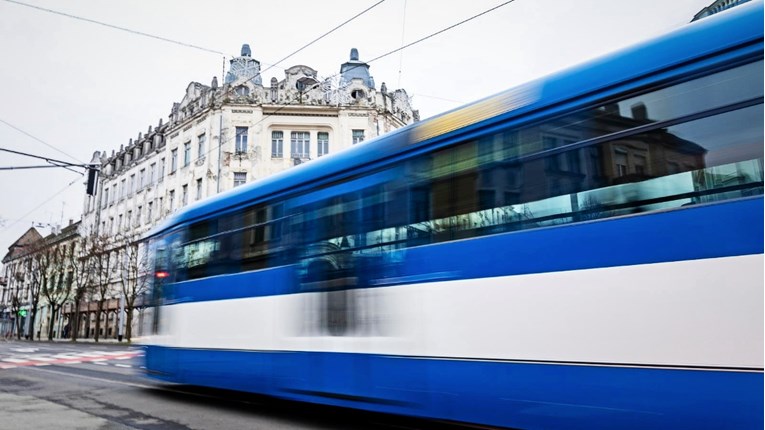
0;340;481;430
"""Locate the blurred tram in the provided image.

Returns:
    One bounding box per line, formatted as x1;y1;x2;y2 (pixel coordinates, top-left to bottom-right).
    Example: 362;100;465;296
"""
143;3;763;429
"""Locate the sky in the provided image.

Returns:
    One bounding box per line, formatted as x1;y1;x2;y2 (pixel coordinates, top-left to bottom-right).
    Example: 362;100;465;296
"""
0;0;715;260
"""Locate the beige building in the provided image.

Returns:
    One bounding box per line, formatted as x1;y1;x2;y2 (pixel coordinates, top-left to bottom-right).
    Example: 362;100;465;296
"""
83;45;417;239
71;45;418;340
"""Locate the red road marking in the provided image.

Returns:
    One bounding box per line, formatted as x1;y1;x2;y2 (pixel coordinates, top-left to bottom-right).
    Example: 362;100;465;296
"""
0;351;142;370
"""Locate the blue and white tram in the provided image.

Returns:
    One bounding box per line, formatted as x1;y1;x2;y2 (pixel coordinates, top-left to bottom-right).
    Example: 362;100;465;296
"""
143;3;763;429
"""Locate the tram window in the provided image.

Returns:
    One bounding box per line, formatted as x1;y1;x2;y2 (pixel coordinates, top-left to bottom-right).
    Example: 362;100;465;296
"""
271;203;284;241
171;202;294;280
361;186;385;232
240;205;268;271
400;62;763;245
505;61;764;161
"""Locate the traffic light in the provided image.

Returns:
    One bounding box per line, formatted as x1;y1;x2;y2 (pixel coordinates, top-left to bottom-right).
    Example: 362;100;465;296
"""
86;165;99;196
18;309;27;317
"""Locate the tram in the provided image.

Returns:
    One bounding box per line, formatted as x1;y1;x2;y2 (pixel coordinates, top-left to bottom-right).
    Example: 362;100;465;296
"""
144;3;763;428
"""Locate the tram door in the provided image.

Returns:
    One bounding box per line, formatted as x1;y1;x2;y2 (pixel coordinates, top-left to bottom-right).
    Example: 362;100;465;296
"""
287;171;424;406
292;179;397;337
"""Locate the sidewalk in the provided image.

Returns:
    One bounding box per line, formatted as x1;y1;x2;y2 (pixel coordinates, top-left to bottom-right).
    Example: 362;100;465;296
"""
0;393;132;430
2;336;146;345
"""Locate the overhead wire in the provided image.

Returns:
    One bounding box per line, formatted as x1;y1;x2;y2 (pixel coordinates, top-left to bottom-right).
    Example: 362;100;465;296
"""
193;0;515;167
0;175;83;233
256;0;387;79
166;0;393;163
0;117;85;165
367;0;516;64
0;146;87;168
2;0;227;57
0;0;388;237
5;0;515;231
397;0;407;88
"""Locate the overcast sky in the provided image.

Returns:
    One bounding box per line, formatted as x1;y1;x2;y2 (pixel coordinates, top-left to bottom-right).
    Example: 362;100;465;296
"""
0;0;714;259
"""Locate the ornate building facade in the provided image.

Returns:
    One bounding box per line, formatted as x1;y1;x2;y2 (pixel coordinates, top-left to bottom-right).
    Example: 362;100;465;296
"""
69;45;418;340
83;45;417;239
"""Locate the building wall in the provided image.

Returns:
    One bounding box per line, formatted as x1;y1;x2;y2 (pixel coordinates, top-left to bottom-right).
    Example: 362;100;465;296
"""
73;46;418;340
84;48;417;240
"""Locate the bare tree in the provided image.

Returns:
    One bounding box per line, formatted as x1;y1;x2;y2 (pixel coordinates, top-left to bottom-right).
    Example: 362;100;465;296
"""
89;234;114;342
26;244;53;341
42;244;73;340
9;269;24;339
116;233;150;342
68;235;93;341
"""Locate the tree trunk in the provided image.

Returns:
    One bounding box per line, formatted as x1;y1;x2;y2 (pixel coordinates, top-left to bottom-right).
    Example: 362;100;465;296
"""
83;312;90;339
28;304;38;341
125;309;134;341
47;305;57;340
15;317;21;340
71;301;80;341
94;299;104;342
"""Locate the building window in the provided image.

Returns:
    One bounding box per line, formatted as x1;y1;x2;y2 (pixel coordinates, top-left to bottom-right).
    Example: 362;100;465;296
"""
271;131;284;158
234;172;246;187
635;154;647;175
352;129;365;144
149;163;156;185
235;127;248;153
615;148;628;177
182;185;188;206
103;188;109;208
120;179;126;200
317;132;329;157
183;142;191;167
198;134;206;159
139;168;146;190
171;149;178;173
127;210;132;227
196;178;203;200
291;131;310;159
169;190;175;211
159;158;165;182
137;206;142;226
147;202;153;223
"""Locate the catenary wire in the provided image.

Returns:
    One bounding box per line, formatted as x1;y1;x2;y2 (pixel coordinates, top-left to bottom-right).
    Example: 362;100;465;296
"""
367;0;516;64
2;0;227;57
0;117;85;165
42;0;515;220
0;175;83;233
256;0;387;79
197;0;516;162
1;1;389;234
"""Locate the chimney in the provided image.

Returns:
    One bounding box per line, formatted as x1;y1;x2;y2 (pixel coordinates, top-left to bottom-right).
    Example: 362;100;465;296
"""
631;102;648;121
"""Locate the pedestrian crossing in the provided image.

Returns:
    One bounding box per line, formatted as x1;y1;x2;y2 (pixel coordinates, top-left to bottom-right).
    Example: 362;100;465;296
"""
0;349;143;370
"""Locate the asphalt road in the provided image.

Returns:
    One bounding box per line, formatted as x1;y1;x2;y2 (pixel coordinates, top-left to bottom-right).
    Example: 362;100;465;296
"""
0;340;486;430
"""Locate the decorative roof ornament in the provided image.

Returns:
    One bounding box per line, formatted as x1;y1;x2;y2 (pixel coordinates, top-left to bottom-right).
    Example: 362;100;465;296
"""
339;48;375;89
225;43;262;86
322;74;352;106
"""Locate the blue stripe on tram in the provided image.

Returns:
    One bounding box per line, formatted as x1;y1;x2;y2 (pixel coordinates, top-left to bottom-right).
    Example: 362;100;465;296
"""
166;197;763;304
144;346;764;430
